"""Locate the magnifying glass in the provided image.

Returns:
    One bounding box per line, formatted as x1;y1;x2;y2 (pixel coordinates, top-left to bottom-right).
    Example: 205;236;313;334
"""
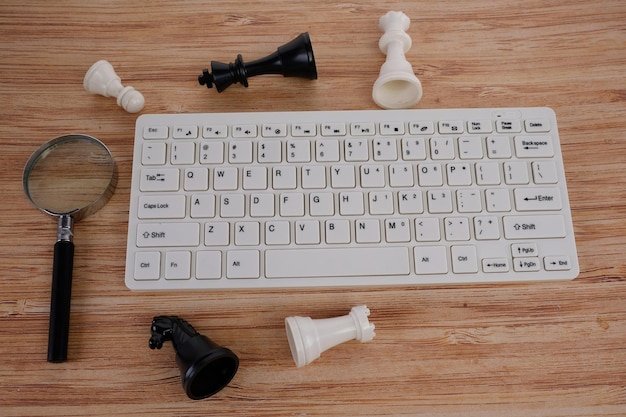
23;134;117;362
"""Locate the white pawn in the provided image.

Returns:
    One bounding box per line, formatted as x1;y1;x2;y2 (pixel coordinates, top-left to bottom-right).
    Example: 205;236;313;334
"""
83;60;145;113
285;305;376;368
372;11;423;109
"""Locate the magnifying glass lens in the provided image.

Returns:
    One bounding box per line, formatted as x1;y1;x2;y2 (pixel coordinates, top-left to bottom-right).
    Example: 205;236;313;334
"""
25;138;115;215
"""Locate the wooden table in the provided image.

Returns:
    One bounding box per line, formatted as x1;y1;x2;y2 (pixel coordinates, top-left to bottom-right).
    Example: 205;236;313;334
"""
1;1;625;416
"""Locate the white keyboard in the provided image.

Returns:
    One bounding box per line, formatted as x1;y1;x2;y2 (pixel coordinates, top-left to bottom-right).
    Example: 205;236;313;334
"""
125;108;579;290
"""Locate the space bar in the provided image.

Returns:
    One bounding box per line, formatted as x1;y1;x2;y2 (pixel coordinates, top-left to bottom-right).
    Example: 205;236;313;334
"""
265;247;410;278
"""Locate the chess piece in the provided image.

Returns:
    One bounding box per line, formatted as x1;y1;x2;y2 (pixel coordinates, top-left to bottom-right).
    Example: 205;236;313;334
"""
285;305;376;367
198;32;317;92
149;316;239;400
83;60;145;113
372;11;423;109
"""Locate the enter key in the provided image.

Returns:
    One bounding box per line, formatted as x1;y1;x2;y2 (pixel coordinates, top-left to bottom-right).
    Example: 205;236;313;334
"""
514;187;562;211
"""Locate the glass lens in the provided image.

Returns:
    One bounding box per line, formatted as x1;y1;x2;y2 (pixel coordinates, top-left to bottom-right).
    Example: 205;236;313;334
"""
24;136;115;215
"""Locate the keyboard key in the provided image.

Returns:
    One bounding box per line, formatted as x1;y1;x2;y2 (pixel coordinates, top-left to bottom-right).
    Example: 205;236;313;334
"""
350;122;375;136
227;250;260;278
234;221;260;246
503;161;529;185
384;218;410;242
258;140;282;163
514;135;554;158
482;258;510;273
199;141;224;164
232;124;257;138
414;246;448;274
143;126;168;139
134;252;161;280
325;219;351;244
438;121;463;134
316;139;340;161
142;143;166;165
430;137;455;159
213;167;238;190
513;257;541;272
345;138;369;161
355;219;381;243
184;167;208;191
173;125;198;139
458;136;483;159
451;246;478;273
496;119;522;133
532;161;559;184
285;138;310;162
291;123;316;137
415;218;440;242
137;223;200;247
229;140;253;163
265;247;410;278
205;222;229;246
295;220;320;244
203;124;228;138
262;123;287;137
373;138;398;161
379;121;405;135
544;256;572;271
514;187;562;211
525;119;550;132
190;194;215;218
165;251;191;279
486;135;512;158
265;221;291;245
140;168;180;192
196;251;222;279
467;119;492;133
138;195;186;219
503;215;566;239
220;194;245;218
401;137;427;160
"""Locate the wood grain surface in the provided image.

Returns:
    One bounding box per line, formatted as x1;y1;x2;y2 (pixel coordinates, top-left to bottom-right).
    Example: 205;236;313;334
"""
1;1;625;416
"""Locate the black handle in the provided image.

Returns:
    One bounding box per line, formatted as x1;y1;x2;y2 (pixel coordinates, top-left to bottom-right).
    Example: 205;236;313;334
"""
47;240;74;362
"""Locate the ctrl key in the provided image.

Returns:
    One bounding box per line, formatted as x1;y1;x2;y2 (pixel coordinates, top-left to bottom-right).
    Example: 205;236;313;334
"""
134;252;161;280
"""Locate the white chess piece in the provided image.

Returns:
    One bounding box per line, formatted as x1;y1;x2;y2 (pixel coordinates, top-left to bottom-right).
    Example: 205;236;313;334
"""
83;60;145;113
372;11;423;109
285;305;376;367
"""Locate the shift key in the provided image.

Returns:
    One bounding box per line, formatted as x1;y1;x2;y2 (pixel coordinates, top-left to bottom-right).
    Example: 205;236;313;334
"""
503;215;566;239
137;223;200;247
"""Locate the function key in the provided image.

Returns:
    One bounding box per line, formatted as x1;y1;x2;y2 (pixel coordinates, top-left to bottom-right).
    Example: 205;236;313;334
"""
408;121;435;135
292;123;317;136
173;125;198;139
262;123;287;137
379;121;405;135
438;121;464;134
321;122;347;136
233;124;258;138
203;125;228;138
350;122;375;136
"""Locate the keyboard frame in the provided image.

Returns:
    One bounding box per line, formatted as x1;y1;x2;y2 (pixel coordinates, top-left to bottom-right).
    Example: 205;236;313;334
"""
125;107;579;290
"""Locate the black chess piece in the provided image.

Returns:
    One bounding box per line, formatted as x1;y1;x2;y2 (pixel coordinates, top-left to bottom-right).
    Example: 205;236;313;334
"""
198;32;317;92
149;316;239;400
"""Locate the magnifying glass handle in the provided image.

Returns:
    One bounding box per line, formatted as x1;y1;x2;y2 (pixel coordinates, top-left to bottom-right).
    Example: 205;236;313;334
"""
48;235;74;363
